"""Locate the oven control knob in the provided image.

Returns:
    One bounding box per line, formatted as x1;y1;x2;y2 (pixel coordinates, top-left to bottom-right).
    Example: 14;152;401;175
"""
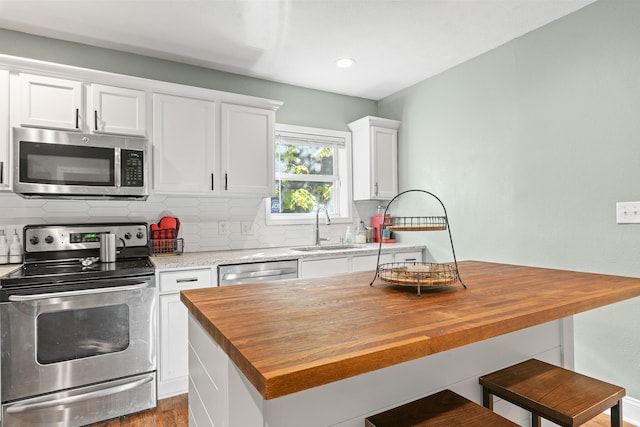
30;236;39;245
45;235;54;244
124;232;132;240
136;231;144;239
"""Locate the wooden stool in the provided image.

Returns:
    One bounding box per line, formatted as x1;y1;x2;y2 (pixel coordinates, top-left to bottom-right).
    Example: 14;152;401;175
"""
479;359;625;427
364;389;519;427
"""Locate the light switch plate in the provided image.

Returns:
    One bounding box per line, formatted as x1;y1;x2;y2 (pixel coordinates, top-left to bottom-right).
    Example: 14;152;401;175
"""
219;221;231;235
241;222;255;235
616;202;640;223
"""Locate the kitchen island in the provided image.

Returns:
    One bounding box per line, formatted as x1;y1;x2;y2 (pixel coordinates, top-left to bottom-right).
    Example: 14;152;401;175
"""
181;261;640;426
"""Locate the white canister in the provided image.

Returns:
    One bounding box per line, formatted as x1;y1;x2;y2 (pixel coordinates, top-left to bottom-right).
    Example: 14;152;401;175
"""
0;230;8;264
8;229;22;264
99;233;117;263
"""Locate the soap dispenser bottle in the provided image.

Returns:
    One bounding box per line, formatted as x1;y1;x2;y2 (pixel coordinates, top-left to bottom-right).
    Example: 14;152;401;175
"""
0;230;8;264
9;229;23;264
345;226;353;244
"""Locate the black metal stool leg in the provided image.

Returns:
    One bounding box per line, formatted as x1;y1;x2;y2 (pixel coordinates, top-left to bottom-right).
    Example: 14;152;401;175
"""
531;413;541;427
611;400;623;427
482;387;493;410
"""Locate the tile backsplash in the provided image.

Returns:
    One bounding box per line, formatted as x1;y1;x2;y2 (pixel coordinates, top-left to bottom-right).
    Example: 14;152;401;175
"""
0;193;379;252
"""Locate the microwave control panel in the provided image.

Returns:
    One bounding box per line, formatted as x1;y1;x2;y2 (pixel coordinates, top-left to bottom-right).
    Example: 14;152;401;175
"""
121;149;144;187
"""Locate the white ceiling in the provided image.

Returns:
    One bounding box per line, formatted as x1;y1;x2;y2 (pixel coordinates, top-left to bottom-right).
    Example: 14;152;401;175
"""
0;0;597;100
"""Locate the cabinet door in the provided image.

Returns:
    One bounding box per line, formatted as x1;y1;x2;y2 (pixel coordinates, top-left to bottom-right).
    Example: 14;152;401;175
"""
351;253;393;272
19;73;82;130
158;267;214;398
91;84;146;136
371;126;398;199
220;103;274;196
299;257;349;278
159;293;189;392
153;93;217;194
0;69;8;189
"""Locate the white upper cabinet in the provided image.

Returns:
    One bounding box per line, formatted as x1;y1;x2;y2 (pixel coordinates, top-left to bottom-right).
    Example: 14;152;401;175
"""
0;69;9;189
220;103;274;196
19;73;83;131
19;73;146;136
349;116;400;200
152;93;217;194
153;99;276;196
90;84;146;136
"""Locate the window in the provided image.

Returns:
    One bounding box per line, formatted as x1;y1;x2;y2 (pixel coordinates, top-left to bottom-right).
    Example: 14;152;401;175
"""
266;124;351;224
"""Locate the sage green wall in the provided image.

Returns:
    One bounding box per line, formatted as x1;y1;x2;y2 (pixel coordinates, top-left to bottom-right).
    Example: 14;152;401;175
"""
0;28;376;130
379;0;640;399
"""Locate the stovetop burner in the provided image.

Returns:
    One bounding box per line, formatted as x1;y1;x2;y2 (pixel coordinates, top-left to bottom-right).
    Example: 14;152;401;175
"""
1;257;155;288
0;222;154;289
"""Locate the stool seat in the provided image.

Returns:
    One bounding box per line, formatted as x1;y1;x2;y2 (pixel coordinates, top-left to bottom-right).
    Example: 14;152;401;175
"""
364;389;519;427
479;359;625;427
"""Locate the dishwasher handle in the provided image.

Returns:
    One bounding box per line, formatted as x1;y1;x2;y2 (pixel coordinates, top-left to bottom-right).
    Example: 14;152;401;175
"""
222;267;297;282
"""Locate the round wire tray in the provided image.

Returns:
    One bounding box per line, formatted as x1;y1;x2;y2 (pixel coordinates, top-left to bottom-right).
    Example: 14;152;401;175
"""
378;262;458;287
387;216;447;231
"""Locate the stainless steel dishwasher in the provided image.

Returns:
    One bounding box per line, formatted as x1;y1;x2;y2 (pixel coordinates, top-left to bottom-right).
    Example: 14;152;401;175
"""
218;259;298;286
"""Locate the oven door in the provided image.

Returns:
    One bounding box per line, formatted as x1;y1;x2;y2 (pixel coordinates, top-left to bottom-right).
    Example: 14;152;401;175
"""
0;275;156;403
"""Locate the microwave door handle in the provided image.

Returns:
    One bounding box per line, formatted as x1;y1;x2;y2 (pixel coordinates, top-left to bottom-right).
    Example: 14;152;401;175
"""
5;374;154;414
115;148;121;188
8;282;149;302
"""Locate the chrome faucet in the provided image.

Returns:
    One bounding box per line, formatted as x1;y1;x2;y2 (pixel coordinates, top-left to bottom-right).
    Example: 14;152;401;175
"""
315;205;331;246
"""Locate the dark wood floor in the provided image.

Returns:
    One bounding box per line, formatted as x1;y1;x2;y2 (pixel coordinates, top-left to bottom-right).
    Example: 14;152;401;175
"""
91;394;188;427
91;393;636;427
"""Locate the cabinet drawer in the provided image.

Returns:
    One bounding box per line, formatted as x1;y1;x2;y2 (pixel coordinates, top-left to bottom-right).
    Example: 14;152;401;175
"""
159;268;213;293
395;251;423;263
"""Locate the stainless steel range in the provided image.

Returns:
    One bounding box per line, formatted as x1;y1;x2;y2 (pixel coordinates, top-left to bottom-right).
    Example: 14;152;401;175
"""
0;222;156;427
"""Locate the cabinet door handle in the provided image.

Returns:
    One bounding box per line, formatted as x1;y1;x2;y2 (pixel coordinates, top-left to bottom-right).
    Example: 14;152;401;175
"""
374;182;379;196
225;173;228;191
94;110;99;131
75;108;80;129
211;173;214;191
0;161;3;185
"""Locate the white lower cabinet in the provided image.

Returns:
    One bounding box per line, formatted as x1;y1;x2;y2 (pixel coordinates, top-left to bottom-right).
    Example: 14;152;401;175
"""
299;249;423;278
299;257;349;278
351;253;393;272
158;267;215;398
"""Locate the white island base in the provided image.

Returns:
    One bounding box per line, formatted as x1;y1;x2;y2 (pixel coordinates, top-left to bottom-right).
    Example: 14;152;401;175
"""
187;314;572;427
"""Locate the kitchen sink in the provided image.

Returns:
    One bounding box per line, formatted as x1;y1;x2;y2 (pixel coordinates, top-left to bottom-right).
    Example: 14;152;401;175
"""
292;244;366;252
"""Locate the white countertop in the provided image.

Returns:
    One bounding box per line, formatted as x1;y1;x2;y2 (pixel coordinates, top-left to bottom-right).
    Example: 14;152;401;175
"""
150;243;424;270
0;244;424;277
0;264;21;277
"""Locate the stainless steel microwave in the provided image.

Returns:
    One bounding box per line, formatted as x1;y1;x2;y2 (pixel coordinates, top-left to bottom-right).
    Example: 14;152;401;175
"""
13;127;149;200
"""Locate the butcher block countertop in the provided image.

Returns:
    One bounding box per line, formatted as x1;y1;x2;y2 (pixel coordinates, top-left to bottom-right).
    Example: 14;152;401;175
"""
180;260;640;400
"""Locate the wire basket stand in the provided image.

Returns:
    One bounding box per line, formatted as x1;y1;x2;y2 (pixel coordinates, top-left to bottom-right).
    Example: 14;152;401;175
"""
369;189;466;295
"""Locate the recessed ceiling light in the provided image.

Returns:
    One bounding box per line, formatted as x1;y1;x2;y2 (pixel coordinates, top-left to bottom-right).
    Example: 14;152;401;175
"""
335;58;355;68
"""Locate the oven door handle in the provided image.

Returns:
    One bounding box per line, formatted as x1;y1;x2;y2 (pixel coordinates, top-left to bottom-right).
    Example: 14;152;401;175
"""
5;374;154;414
8;282;150;302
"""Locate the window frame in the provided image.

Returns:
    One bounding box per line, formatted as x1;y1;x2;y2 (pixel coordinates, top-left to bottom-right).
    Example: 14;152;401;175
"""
265;123;352;225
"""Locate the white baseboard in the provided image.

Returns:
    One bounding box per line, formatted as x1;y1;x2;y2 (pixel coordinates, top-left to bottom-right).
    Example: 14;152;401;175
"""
624;395;640;426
